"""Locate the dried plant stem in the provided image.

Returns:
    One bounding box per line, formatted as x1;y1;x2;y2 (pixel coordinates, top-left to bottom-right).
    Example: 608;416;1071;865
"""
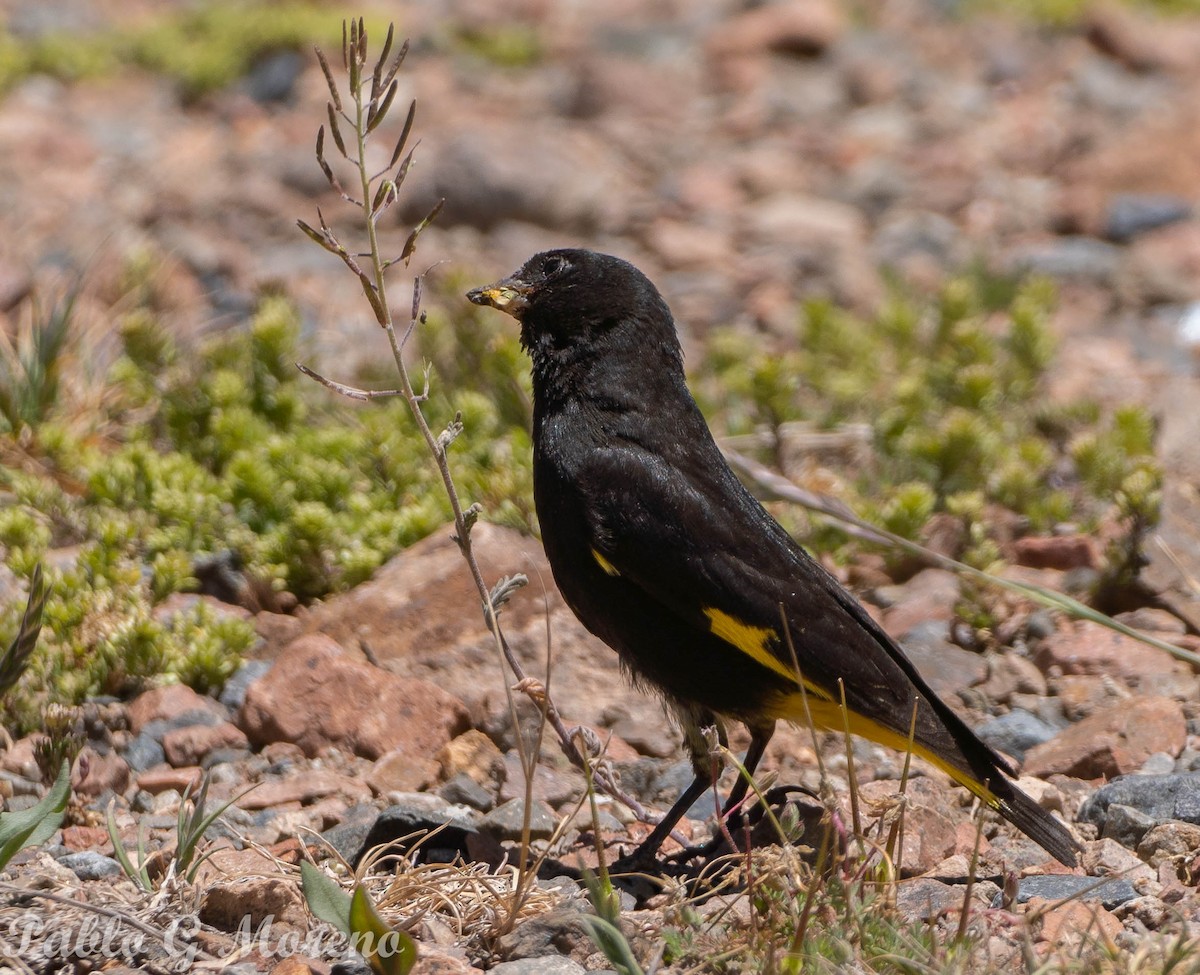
297;21;653;831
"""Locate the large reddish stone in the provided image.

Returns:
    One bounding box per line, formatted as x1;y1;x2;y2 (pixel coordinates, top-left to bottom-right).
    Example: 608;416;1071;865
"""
127;684;227;735
162;722;249;768
238;634;470;760
1022;696;1187;780
1033;620;1196;689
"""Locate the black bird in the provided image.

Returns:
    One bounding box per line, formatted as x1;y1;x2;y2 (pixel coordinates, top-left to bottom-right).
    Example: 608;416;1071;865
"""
467;249;1079;867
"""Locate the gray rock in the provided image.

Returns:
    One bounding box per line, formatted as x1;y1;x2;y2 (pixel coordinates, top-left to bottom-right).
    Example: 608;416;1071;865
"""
58;851;123;881
992;874;1138;910
480;798;558;842
1141;752;1178;776
1007;236;1123;281
1101;803;1157;849
242;50;304;104
218;660;271;711
1105;193;1192;242
1078;772;1200;829
121;734;165;773
495;904;593;961
491;957;588;975
900;620;988;702
139;709;226;743
975;709;1059;761
347;797;481;867
437;772;496;812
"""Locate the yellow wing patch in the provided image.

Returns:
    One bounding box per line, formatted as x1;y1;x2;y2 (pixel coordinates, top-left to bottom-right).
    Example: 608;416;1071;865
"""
703;607;831;700
591;548;620;577
770;692;1001;810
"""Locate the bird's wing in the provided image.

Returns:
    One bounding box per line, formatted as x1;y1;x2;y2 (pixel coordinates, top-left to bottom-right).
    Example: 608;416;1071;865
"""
576;442;1011;770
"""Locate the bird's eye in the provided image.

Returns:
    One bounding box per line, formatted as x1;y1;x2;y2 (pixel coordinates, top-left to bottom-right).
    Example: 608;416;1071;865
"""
542;255;567;277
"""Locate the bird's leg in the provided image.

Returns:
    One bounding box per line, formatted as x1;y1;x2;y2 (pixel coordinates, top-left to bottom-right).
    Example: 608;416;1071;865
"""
719;721;775;827
612;711;726;871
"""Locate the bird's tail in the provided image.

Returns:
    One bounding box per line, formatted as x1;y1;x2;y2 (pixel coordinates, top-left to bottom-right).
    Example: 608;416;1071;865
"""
770;691;1079;866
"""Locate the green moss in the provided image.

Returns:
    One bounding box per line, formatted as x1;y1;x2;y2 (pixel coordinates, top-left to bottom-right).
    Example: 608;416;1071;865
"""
698;272;1162;593
0;284;534;733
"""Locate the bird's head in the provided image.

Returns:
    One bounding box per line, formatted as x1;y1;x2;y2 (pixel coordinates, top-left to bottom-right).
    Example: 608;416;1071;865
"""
467;249;680;370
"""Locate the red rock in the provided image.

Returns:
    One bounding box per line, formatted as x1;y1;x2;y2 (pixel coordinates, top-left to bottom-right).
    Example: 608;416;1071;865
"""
368;750;440;796
238;769;369;811
880;569;962;638
74;746;131;798
1035;897;1122;946
238;633;470;760
61;825;112;854
1;736;40;779
127;684;226;735
162;721;249;767
200;876;307;933
858;777;960;876
1012;535;1100;571
137;765;203;795
1033;620;1195;688
1022;696;1186;779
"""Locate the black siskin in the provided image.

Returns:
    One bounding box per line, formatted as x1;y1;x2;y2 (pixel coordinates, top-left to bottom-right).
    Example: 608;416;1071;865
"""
467;249;1079;867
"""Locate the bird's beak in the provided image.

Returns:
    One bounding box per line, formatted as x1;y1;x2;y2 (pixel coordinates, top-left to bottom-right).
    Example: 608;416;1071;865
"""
466;275;532;319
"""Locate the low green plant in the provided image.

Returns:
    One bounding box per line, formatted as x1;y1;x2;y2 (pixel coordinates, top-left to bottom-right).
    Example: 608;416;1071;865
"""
698;273;1162;599
0;288;78;435
107;770;257;890
0;759;71;872
301;861;418;975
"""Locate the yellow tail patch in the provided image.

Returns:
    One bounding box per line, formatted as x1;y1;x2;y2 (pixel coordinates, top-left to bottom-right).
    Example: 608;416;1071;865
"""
703;607;833;700
591;548;620;577
769;691;1001;810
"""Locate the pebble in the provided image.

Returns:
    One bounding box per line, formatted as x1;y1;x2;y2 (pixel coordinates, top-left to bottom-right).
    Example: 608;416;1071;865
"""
994;875;1139;911
1078;772;1200;831
974;709;1059;762
1105;193;1192;243
479;798;558;842
57;851;123;880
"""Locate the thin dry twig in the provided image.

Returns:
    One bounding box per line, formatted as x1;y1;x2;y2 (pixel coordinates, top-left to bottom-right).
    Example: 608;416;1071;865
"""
295;21;656;837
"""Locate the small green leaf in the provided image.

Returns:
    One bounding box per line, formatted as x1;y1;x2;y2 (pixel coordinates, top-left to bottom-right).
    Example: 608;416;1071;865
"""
301;860;353;934
348;884;417;975
0;758;70;869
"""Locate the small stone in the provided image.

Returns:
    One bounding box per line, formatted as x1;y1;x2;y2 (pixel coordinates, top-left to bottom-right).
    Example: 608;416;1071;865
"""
238;634;470;760
1101;803;1157;849
1012;535;1100;571
1141;752;1179;776
58;851;122;880
1023;696;1187;780
122;734;166;773
1037;898;1123;946
368;750;440;795
1137;822;1200;867
479;798;558;842
898;620;988;702
348;797;481;867
494;905;593;963
127;684;227;735
437;730;506;789
975;709;1058;762
200;876;307;933
1034;621;1193;689
993;874;1138;910
438;772;496;812
218;660;271;711
1081;837;1155;884
1078;772;1200;829
162;721;249;768
137;765;202;796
